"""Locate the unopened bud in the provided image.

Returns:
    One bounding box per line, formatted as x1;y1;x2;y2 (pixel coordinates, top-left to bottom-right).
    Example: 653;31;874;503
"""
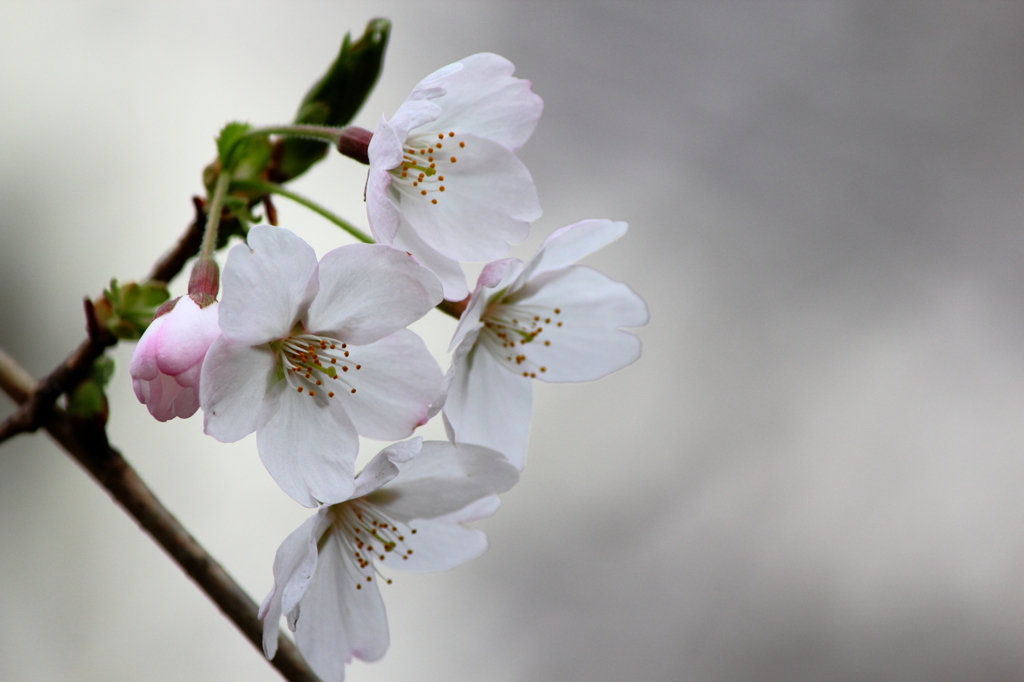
337;126;373;165
188;256;220;307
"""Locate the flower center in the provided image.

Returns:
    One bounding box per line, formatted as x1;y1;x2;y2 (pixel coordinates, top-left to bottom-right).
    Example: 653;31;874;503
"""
392;130;466;206
479;302;563;378
327;500;417;589
274;333;363;400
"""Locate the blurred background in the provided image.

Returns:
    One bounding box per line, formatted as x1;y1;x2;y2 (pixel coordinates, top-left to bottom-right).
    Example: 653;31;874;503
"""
3;2;1024;680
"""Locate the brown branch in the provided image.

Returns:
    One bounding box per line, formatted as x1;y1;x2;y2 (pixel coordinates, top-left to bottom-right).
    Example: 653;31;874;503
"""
0;347;321;682
48;412;320;681
147;197;207;284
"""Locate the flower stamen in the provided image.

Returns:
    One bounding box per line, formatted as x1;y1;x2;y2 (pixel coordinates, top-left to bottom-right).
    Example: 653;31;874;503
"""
328;500;417;588
480;303;562;378
393;131;466;207
276;333;363;400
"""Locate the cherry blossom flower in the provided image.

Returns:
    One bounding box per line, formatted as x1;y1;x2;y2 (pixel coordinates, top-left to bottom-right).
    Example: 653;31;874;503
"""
199;225;444;507
259;438;518;682
130;295;220;421
442;219;649;468
366;53;543;300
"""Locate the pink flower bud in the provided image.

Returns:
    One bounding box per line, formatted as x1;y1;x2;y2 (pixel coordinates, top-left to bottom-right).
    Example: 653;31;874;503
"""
130;296;220;421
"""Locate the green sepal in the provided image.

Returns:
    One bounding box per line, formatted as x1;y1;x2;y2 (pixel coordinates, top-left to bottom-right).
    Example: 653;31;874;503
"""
66;355;114;420
274;18;390;182
216;121;252;169
98;279;171;340
215;121;272;182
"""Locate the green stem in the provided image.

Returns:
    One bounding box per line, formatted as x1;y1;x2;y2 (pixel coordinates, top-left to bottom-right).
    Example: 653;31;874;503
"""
234;179;373;244
230;124;344;158
222;124;346;173
250;123;345;142
200;172;232;259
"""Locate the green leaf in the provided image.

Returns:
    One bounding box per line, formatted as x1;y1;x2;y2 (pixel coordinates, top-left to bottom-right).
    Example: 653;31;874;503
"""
274;18;391;182
101;279;171;340
67;355;114;420
90;355;115;386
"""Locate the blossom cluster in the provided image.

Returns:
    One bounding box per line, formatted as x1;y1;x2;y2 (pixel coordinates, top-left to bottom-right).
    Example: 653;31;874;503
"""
130;52;647;681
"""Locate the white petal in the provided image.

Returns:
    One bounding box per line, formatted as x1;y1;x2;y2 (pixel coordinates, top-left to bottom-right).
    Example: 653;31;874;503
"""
387;98;443;141
282;509;334;624
200;336;276;443
448;259;521;352
366;118;404;246
505;265;649;382
371;441;518;520
365;175;400;247
391;221;470;302
409;62;463;98
367;116;405;170
305;244;442;345
256;380;359;507
389;518;488;574
295;533;390;681
516;219;628;286
341;330;442;441
443;339;533;469
259;508;328;660
397;134;540;262
426;365;451;421
389;62;458;140
428;53;543;151
219;226;319;346
477;257;521;289
352;438;424;500
434;494;502;525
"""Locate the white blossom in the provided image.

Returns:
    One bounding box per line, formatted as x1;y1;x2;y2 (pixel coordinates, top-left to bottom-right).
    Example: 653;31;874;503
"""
366;53;543;300
259;439;518;682
443;219;649;467
200;225;443;506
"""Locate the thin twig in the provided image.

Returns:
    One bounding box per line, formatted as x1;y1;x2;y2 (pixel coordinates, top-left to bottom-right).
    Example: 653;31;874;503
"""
0;345;39;442
0;403;34;443
0;299;117;446
0;346;36;403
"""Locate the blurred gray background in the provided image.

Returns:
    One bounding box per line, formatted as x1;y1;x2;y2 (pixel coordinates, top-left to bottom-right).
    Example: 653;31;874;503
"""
3;1;1024;680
